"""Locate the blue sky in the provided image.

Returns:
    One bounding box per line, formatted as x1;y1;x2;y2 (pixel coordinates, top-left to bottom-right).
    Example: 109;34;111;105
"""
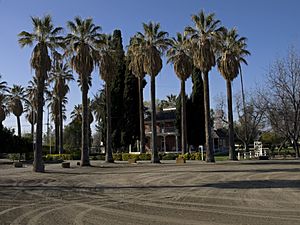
1;0;300;133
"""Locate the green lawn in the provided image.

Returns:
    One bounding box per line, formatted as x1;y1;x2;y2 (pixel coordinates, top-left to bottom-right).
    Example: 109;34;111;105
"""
214;156;229;161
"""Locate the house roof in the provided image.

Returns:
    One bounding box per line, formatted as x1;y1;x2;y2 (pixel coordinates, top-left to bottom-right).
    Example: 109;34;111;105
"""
145;109;176;122
213;129;228;139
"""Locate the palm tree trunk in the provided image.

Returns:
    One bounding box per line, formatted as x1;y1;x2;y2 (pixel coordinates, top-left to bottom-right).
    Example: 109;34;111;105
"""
59;97;63;154
105;83;114;163
31;122;34;142
31;113;35;153
293;138;299;159
226;79;237;160
150;75;160;163
55;116;59;153
138;77;145;153
33;72;45;172
240;68;248;152
17;116;21;137
203;71;215;162
16;116;22;161
81;83;90;166
181;79;187;154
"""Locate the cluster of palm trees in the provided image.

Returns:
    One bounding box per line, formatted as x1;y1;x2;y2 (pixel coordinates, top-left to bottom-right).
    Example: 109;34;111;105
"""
17;16;122;171
0;76;27;138
129;10;249;163
5;9;248;172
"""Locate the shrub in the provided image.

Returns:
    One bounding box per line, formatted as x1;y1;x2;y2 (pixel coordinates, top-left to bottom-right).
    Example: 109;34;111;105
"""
45;155;53;161
177;154;184;159
70;149;81;160
139;153;151;161
183;152;191;160
98;154;106;160
214;151;228;157
122;153;130;161
8;154;19;161
190;152;201;160
113;153;123;161
162;153;178;160
122;153;140;161
129;154;140;160
45;154;71;161
158;153;164;160
91;156;98;160
25;152;34;160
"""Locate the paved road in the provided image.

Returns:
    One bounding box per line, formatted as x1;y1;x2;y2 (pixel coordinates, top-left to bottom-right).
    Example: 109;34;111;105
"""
0;160;300;225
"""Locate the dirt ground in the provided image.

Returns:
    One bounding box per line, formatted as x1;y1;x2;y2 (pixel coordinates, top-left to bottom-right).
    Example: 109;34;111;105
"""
0;159;300;225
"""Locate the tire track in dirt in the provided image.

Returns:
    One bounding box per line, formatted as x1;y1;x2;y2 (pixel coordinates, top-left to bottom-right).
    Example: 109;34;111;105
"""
1;160;300;225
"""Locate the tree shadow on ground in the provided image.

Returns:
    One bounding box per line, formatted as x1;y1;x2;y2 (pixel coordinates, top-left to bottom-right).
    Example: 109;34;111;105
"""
43;167;300;176
238;160;300;166
201;179;300;189
0;179;299;191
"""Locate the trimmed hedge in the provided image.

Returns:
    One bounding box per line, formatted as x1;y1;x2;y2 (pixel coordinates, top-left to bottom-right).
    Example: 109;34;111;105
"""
113;153;122;161
42;152;203;162
44;152;83;161
161;153;178;160
139;153;151;160
44;154;72;161
111;152;202;161
178;152;202;160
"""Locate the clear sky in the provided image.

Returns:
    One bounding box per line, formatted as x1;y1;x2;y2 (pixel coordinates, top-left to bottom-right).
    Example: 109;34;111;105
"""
1;0;300;133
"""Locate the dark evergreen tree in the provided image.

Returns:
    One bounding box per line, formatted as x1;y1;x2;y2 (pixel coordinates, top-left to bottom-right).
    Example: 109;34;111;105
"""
121;58;140;150
187;68;205;148
0;124;32;154
110;30;126;151
93;30;143;153
63;119;82;152
176;68;205;150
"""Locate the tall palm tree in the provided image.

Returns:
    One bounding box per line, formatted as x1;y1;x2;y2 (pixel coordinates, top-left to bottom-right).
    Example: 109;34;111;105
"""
91;89;106;147
165;94;177;108
217;28;250;160
26;77;38;110
24;77;39;142
91;89;105;124
0;75;8;127
18;15;63;172
7;85;25;137
70;104;93;125
0;94;8;126
0;75;7;93
97;34;117;163
49;95;59;152
26;109;37;138
49;57;73;154
70;103;93;147
65;17;101;166
128;37;146;153
71;104;83;122
185;10;224;162
167;32;193;154
135;22;169;163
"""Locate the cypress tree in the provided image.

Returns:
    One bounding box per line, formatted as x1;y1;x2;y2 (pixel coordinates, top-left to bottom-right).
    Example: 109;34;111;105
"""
176;67;205;150
121;58;140;150
187;68;205;148
110;30;126;151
